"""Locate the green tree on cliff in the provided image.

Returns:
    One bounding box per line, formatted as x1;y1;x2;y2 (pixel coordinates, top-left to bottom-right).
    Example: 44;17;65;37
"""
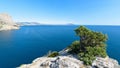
68;26;108;65
74;26;107;51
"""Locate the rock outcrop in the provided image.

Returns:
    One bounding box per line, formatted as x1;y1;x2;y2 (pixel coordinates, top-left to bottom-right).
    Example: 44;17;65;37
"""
92;57;120;68
19;56;84;68
18;49;120;68
0;13;19;31
18;56;120;68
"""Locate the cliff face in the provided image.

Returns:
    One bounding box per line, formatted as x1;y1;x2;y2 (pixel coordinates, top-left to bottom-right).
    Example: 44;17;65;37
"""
19;49;120;68
19;56;120;68
19;56;84;68
0;13;19;31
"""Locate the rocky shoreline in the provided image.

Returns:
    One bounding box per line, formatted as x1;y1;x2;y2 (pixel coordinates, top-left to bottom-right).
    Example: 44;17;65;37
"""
0;24;19;31
0;13;19;31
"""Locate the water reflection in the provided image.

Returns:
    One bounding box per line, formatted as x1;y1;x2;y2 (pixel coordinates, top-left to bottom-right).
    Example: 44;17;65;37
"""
0;30;12;46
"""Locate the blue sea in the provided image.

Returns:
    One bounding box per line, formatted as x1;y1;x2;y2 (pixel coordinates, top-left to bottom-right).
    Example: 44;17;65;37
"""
0;25;120;68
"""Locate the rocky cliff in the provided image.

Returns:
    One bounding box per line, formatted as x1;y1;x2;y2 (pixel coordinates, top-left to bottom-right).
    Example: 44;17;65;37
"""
0;13;19;31
18;49;120;68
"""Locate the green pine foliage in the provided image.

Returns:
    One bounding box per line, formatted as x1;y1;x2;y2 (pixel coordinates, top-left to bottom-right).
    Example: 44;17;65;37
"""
68;40;80;54
47;51;59;57
68;26;108;65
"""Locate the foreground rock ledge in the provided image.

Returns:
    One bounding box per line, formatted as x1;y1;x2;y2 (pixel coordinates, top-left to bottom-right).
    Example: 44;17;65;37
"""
18;56;120;68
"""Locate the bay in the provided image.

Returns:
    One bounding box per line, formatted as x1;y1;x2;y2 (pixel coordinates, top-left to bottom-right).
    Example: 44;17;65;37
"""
0;25;119;68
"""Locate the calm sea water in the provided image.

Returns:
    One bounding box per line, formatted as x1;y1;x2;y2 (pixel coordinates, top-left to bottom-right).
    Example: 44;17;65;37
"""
0;25;120;68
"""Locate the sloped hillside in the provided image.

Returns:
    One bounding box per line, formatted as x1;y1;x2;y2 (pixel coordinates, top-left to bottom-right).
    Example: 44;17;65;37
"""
0;13;19;31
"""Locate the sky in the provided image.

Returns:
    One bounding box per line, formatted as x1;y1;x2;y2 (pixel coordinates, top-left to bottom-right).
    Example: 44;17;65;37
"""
0;0;120;25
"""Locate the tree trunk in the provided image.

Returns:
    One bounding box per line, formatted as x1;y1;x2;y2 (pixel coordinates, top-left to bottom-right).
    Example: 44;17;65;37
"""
80;37;85;51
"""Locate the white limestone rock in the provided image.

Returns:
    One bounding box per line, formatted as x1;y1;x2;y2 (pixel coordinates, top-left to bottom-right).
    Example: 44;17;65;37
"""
18;56;120;68
0;13;19;31
18;56;85;68
92;57;120;68
18;49;120;68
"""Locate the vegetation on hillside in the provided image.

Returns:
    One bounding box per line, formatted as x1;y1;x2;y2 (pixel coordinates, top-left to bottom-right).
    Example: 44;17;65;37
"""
46;26;108;65
68;26;108;65
47;51;59;57
68;40;80;54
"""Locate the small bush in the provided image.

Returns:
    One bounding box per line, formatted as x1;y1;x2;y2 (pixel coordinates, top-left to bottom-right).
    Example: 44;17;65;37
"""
48;51;59;57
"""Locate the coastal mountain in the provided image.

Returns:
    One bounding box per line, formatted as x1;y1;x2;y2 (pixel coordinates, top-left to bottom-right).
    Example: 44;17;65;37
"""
0;13;19;31
66;23;76;25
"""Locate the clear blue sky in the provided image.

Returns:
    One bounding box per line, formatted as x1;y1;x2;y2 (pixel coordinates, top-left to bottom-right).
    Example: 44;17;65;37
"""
0;0;120;25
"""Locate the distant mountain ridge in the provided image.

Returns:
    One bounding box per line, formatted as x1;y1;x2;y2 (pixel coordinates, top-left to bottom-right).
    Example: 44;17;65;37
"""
17;22;42;26
17;22;77;26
